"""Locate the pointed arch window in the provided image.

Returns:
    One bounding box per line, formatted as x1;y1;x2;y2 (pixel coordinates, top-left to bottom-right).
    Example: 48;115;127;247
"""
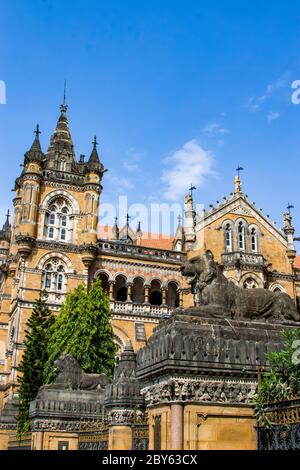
48;206;56;239
225;224;233;252
44;199;74;243
238;222;246;251
43;259;66;293
251;227;258;253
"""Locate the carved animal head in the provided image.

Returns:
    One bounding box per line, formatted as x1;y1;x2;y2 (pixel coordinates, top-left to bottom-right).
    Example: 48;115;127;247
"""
53;354;81;374
181;251;217;286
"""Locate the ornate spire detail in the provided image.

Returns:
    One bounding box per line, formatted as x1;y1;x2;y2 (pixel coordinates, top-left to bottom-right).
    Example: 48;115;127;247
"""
136;221;142;236
112;216;119;240
46;101;75;160
24;124;44;163
234;166;244;194
87;136;105;174
0;210;11;242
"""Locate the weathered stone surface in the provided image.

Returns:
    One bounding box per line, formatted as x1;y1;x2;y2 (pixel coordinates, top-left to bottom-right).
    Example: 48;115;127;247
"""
182;251;299;323
41;354;110;391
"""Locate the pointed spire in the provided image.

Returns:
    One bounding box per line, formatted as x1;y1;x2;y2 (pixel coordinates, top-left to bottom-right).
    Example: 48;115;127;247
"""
87;136;105;174
175;214;183;238
24;124;44;163
0;210;11;242
46;99;75;160
112;216;119;240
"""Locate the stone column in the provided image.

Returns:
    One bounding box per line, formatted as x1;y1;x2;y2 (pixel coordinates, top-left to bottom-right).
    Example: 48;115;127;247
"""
170;404;183;450
34;431;44;450
162;288;167;306
108;281;114;301
144;286;150;304
126;283;132;302
179;291;184;308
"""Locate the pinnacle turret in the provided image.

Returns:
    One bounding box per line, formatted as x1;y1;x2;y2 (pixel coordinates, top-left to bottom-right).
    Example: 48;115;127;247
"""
46;102;75;161
24;125;44;164
87;136;105;174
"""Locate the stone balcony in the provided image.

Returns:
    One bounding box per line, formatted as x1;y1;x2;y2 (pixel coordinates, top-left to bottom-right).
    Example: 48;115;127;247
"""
97;240;186;264
221;251;265;270
110;300;174;318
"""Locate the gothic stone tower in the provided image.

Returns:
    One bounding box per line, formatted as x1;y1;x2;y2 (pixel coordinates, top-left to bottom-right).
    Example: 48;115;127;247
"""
0;101;106;433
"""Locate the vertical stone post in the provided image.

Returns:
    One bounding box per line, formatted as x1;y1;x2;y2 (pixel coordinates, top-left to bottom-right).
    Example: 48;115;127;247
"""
126;283;132;302
179;291;184;308
144;286;150;304
162;288;167;306
170;404;183;450
108;281;114;301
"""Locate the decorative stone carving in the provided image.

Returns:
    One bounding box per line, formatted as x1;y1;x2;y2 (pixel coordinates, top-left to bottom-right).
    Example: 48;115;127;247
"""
181;251;299;323
41;354;110;391
141;378;257;406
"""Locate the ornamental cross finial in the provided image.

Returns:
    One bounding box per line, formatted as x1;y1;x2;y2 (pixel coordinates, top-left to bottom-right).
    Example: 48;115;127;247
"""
189;184;196;198
34;124;41;137
287;203;294;216
236;166;244;178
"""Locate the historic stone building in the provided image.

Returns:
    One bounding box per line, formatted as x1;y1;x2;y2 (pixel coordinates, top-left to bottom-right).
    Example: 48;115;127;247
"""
0;101;299;450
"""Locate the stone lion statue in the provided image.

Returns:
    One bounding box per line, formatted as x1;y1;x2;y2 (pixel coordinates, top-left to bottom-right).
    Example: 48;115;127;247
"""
43;354;110;391
181;251;299;323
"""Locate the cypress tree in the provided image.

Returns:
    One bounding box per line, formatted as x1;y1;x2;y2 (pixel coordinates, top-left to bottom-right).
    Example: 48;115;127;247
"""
17;293;54;436
45;279;116;383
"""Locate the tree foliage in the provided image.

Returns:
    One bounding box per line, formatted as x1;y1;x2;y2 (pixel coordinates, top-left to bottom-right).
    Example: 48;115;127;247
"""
44;279;116;383
253;328;300;427
17;293;54;436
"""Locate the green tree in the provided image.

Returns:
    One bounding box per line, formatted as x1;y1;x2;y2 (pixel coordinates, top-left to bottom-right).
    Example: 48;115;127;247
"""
253;328;300;427
45;279;116;383
17;293;54;436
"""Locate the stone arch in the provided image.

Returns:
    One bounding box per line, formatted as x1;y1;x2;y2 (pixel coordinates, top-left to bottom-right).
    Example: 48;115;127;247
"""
269;283;286;293
36;252;73;272
149;279;162;306
41;190;80;214
114;274;128;301
166;280;180;307
239;272;263;289
94;269;114;282
132;276;145;304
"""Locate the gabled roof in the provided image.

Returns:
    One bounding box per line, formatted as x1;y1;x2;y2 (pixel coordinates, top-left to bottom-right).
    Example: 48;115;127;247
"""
200;191;287;246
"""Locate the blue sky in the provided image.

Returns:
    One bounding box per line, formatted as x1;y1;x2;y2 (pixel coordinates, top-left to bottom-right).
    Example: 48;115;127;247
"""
0;1;299;240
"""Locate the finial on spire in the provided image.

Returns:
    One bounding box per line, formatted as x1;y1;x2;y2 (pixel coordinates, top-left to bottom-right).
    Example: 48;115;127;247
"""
177;214;182;224
236;166;244;178
93;135;98;147
287;203;294;216
63;79;67;106
60;80;68;114
234;166;244;194
34;124;41;137
189;184;196;198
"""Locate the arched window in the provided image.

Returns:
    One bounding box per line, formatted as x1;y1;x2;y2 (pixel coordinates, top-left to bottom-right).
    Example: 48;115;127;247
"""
48;206;56;239
238;222;246;251
44;199;74;243
43;259;66;293
250;227;258;253
59;207;69;241
225;224;233;252
243;278;258;289
44;263;53;289
149;280;162;306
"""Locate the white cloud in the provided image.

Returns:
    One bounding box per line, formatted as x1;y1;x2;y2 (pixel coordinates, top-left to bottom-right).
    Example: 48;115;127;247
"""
246;77;287;112
203;123;231;136
161;140;215;201
123;148;143;173
266;111;280;122
107;174;133;193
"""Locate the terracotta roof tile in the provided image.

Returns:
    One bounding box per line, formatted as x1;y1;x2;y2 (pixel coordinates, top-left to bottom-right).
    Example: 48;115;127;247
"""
97;225;174;251
295;255;300;269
